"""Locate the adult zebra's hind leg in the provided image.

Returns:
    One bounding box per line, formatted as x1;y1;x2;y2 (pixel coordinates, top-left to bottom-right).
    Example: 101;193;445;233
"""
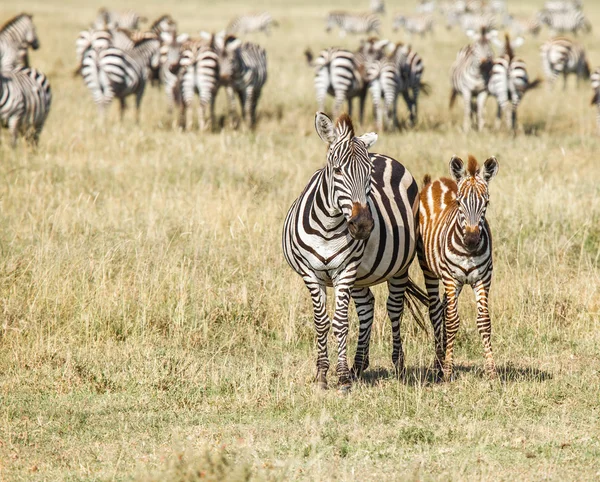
387;273;410;379
304;279;331;389
350;287;375;379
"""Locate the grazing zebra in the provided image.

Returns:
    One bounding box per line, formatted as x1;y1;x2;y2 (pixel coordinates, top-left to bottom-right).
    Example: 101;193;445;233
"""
591;68;600;134
392;14;434;37
305;47;367;123
217;35;267;129
0;13;39;72
418;155;499;381
537;9;591;35
169;36;220;131
0;67;51;146
226;12;278;35
391;43;428;126
450;28;495;132
487;36;541;130
370;0;385;15
325;12;381;37
540;37;590;89
93;8;146;30
81;40;153;121
283;112;427;390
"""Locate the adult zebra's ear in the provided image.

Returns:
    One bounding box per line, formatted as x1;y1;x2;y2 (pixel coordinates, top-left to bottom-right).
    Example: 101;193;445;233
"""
449;156;466;182
482;157;499;183
357;132;378;149
315;112;336;144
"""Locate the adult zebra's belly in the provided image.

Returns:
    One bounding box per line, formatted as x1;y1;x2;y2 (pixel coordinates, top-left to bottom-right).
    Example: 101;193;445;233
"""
353;155;419;287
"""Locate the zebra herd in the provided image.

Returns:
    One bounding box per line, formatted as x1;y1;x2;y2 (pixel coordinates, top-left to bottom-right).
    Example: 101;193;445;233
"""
0;14;51;147
283;112;499;389
75;9;268;130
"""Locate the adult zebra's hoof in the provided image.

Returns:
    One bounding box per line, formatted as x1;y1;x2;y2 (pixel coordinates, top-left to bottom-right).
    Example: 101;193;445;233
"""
338;382;352;394
316;380;328;390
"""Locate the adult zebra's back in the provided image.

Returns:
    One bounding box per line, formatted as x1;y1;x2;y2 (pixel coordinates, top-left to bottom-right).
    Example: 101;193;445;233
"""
283;112;426;391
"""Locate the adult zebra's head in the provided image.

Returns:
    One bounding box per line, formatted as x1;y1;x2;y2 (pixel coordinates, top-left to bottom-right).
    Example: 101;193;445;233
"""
449;155;499;252
315;112;377;240
20;14;39;50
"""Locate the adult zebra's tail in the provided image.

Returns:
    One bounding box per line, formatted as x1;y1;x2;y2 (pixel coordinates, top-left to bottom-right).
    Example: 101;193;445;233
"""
405;278;429;332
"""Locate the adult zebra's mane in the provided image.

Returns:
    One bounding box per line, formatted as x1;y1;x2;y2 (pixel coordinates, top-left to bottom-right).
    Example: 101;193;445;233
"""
0;13;32;34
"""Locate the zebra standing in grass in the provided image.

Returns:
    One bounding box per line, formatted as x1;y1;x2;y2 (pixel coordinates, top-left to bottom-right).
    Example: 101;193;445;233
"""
537;9;591;35
392;14;434;37
0;67;51;146
540;37;590;88
283;112;427;391
169;35;220;131
590;68;600;134
391;43;427;126
226;13;278;35
74;28;113;76
305;47;367;123
217;35;267;129
81;38;157;121
0;14;39;72
487;35;541;131
325;12;381;37
418;155;499;381
367;57;400;131
450;28;495;132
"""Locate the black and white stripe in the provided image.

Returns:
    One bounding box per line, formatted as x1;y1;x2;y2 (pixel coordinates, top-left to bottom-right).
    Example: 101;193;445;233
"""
544;0;582;12
325;12;381;37
305;47;367;123
367;57;400;131
0;14;39;72
226;12;278;35
537;9;591;35
450;28;495;131
540;37;590;88
391;43;426;126
283;113;425;390
0;66;51;146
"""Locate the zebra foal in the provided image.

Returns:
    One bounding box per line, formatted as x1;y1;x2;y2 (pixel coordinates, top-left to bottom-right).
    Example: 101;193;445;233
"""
418;155;499;381
283;112;426;391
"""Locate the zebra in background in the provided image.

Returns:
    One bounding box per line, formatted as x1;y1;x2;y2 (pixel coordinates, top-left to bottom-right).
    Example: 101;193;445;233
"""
217;35;267;129
74;28;113;76
169;35;220;131
226;12;278;36
391;42;428;126
450;27;495;131
0;67;51;146
283;112;427;391
81;37;158;121
305;47;367;123
418;155;499;381
157;31;190;114
325;12;381;37
392;14;434;37
0;13;39;72
370;0;385;15
590;68;600;134
416;0;436;14
540;37;590;89
487;35;541;131
367;57;400;131
537;9;591;35
505;14;542;37
544;0;582;12
148;15;177;37
93;8;146;30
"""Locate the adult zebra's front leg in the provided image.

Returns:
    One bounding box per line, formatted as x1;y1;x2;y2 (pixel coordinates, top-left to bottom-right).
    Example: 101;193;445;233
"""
350;287;375;379
226;85;240;129
332;282;354;391
473;278;496;379
303;278;331;390
476;90;488;132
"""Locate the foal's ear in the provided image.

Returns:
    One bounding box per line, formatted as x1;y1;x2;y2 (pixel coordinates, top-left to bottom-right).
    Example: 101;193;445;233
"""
315;112;336;144
482;156;499;183
449;156;466;182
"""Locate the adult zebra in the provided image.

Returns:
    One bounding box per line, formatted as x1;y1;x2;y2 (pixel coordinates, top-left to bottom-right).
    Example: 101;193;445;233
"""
450;27;495;132
487;34;541;131
537;9;591;35
81;37;158;121
0;13;39;72
367;57;400;131
418;155;499;381
591;68;600;134
0;66;51;147
217;35;267;129
305;47;367;124
325;12;381;37
226;12;278;35
169;35;220;131
391;43;428;126
283;112;427;391
540;37;590;89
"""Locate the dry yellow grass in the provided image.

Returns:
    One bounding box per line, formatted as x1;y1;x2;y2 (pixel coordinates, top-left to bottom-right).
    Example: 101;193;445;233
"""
0;0;599;480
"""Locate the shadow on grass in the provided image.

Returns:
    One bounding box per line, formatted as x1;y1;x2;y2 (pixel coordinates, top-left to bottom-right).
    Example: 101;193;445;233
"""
358;362;552;387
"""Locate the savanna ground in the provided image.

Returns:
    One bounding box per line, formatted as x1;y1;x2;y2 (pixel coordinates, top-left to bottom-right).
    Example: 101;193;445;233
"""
1;0;599;480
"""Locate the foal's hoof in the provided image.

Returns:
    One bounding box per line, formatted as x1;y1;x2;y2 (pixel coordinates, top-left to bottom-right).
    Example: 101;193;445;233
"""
315;380;328;390
338;382;352;395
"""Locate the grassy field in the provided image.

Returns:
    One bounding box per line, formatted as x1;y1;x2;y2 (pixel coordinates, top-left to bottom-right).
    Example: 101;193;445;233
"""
1;0;600;480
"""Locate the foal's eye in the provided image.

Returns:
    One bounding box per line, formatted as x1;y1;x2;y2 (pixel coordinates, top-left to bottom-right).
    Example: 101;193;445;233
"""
334;167;342;175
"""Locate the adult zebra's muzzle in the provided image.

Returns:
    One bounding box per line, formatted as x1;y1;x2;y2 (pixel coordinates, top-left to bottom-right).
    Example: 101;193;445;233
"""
348;203;374;240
